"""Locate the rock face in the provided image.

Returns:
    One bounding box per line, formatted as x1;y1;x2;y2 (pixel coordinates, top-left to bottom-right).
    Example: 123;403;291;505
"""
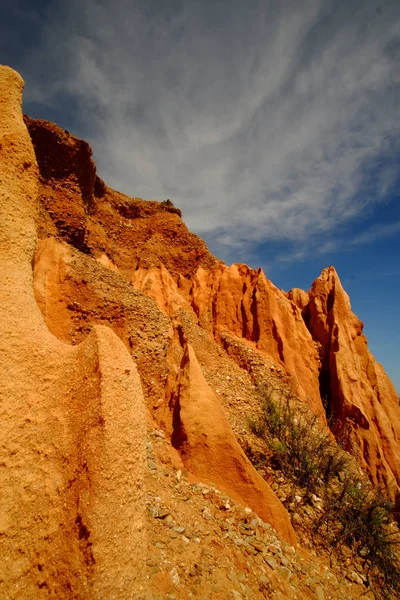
305;267;400;500
0;66;147;599
167;341;296;545
22;78;400;506
131;263;323;412
24;114;216;279
2;64;400;596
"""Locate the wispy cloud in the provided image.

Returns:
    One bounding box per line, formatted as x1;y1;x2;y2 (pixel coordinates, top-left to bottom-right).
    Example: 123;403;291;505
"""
14;0;400;259
352;221;400;245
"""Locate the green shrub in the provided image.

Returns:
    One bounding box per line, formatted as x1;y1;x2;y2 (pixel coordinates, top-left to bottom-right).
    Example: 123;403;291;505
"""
250;385;348;492
317;480;400;599
249;383;400;599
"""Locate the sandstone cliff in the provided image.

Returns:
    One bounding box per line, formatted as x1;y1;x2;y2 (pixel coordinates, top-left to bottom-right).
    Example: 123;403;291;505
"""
27;107;400;507
1;65;400;598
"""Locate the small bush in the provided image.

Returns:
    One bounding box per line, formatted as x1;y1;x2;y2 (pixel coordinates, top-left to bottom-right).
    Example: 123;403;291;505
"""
160;198;182;216
317;480;400;599
250;385;348;493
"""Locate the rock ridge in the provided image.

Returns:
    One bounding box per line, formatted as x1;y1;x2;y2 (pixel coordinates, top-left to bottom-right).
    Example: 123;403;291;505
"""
25;98;400;509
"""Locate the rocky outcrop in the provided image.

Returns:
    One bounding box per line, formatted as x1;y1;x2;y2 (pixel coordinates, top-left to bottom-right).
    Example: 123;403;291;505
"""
304;267;400;499
188;264;323;412
24;115;217;279
129;258;400;505
131;263;323;413
27;103;296;542
167;341;296;544
32;237;297;543
0;66;147;599
25;98;400;509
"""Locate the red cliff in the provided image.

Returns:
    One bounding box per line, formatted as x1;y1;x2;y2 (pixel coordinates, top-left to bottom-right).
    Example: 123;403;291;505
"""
25;102;400;511
2;64;400;598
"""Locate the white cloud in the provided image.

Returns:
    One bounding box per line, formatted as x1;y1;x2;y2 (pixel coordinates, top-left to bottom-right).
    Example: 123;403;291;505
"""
19;0;400;259
352;221;400;245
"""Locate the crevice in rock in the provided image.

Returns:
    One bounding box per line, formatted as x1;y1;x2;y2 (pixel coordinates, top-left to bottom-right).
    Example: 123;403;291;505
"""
211;290;219;338
319;357;333;422
327;288;335;313
271;320;284;363
171;392;188;451
94;176;106;198
301;303;311;331
249;287;260;343
297;300;335;424
241;282;248;339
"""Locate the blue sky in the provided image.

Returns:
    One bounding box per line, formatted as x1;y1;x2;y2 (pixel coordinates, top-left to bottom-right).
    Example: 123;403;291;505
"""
2;0;399;393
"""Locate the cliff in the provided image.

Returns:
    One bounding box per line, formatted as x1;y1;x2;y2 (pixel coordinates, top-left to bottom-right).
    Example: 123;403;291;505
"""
0;66;146;599
28;109;400;504
1;65;400;598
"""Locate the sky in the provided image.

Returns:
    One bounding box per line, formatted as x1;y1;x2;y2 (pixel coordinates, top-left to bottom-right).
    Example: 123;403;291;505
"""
1;0;399;393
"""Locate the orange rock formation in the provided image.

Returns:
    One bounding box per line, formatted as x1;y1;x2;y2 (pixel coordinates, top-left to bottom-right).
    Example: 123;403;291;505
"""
0;66;147;599
25;97;400;508
167;341;296;544
2;63;400;596
305;267;400;502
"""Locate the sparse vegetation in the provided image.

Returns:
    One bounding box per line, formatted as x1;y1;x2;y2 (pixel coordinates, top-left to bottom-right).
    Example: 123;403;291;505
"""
317;479;400;600
249;384;349;493
160;198;182;216
248;383;400;600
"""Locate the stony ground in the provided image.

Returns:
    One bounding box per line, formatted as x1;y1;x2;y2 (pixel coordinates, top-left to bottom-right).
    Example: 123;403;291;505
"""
143;427;368;600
